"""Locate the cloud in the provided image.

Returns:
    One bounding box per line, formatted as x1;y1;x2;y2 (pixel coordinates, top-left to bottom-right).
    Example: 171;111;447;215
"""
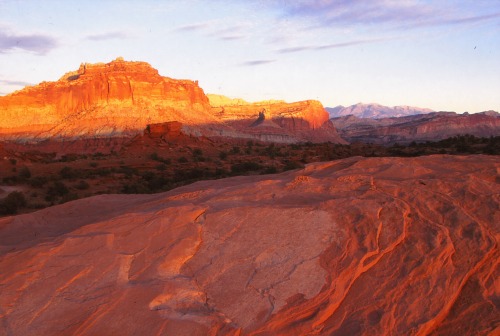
277;37;386;53
174;22;213;32
280;0;500;29
220;35;246;41
0;79;32;86
240;60;276;66
85;32;129;41
439;12;500;25
0;29;58;54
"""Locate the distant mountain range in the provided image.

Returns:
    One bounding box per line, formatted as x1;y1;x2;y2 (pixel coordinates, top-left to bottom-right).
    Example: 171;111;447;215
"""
326;103;434;119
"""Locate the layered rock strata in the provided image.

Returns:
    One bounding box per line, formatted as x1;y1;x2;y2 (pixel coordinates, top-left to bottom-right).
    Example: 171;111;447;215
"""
331;111;500;144
0;58;216;141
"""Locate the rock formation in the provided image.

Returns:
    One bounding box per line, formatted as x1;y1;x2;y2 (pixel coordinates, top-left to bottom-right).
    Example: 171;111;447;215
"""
0;59;346;145
331;111;500;144
208;95;346;143
1;155;498;335
326;103;434;119
0;58;217;141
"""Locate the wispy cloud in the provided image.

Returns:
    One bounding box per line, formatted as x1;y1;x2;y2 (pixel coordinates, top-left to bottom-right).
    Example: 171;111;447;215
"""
439;12;500;25
0;79;32;86
85;32;129;41
280;0;500;29
220;35;246;41
277;37;387;54
174;20;252;41
174;22;213;32
240;60;276;66
0;29;58;54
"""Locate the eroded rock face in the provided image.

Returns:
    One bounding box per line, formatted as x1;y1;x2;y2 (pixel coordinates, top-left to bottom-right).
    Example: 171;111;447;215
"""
331;111;500;144
0;58;216;141
0;60;346;145
1;155;498;335
208;95;345;143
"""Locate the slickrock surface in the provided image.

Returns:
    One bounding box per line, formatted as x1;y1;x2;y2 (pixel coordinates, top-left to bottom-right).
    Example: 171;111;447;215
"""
332;111;500;145
0;155;499;335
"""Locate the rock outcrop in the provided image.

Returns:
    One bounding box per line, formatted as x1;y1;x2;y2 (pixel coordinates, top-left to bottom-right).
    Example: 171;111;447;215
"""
1;155;498;335
327;103;434;119
0;58;217;141
332;111;500;144
0;60;346;145
208;95;346;143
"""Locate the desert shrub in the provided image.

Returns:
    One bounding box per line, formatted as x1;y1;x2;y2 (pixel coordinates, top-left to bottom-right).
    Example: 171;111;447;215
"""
193;156;205;162
60;154;79;162
219;151;228;160
93;167;112;176
45;181;69;202
230;146;240;154
178;156;188;163
29;176;49;188
117;166;138;177
75;180;90;190
18;166;31;179
156;164;167;171
9;158;17;165
89;161;99;168
60;193;79;204
150;152;160;161
262;166;278;174
147;175;171;191
283;160;304;171
174;168;207;180
215;168;229;177
0;191;27;215
150;152;171;164
230;162;262;174
192;148;203;157
122;183;151;194
60;166;78;179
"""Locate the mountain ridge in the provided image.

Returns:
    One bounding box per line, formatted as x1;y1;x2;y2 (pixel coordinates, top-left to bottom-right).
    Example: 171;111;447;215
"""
0;58;343;145
326;103;434;119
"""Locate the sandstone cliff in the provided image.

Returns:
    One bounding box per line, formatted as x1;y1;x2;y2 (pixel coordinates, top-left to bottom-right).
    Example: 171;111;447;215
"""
0;155;498;335
331;111;500;144
0;58;217;141
0;60;345;145
208;95;346;143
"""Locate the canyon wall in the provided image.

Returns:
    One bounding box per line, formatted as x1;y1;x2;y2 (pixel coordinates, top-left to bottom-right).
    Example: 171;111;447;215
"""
0;58;216;141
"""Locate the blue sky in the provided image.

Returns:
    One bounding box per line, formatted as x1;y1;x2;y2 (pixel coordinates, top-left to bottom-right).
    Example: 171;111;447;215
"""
0;0;499;112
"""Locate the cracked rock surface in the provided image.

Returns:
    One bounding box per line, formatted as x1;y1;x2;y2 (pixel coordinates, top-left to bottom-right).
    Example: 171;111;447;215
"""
0;155;499;335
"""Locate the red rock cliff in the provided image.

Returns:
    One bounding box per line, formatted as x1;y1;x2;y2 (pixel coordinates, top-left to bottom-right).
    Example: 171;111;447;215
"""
0;58;216;140
208;95;345;143
210;97;329;130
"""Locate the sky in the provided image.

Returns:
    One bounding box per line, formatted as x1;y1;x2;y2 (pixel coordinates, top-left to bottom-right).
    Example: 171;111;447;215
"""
0;0;499;113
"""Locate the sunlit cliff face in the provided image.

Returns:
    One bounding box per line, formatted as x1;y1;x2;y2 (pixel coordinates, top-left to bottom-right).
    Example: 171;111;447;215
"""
1;155;498;335
0;58;338;143
0;58;213;138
